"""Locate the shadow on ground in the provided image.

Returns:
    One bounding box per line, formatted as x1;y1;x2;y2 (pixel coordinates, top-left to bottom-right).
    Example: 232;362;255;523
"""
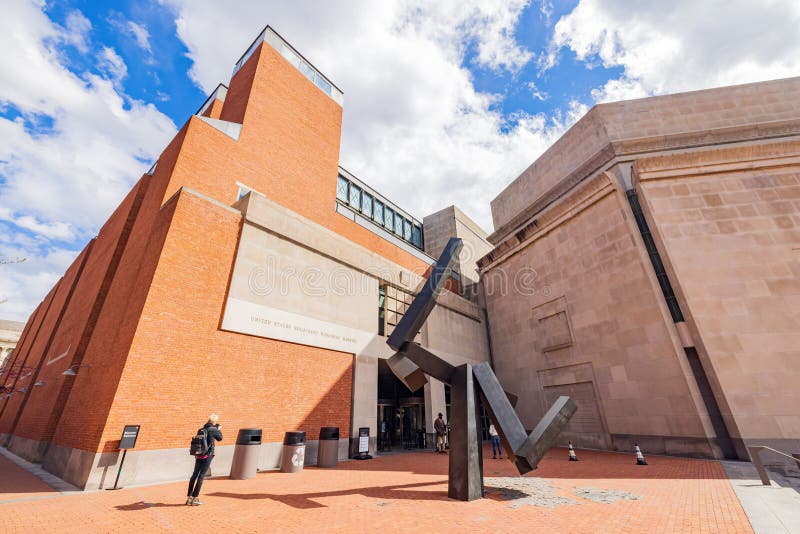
115;501;190;511
328;445;730;480
207;480;449;509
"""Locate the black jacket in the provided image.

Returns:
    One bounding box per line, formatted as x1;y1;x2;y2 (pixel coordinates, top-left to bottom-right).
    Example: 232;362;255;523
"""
202;422;223;456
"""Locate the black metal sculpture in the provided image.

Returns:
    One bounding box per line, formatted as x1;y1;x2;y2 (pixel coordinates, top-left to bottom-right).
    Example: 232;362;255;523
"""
387;238;577;501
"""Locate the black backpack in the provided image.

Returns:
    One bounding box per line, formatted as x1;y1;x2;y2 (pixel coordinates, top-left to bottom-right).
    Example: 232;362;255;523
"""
190;427;209;456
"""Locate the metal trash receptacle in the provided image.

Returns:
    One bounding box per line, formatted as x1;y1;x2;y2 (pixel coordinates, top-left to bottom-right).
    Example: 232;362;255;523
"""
230;428;262;480
317;427;339;468
280;431;306;473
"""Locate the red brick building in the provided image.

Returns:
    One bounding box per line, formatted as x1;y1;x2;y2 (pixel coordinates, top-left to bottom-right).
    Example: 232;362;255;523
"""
0;27;491;489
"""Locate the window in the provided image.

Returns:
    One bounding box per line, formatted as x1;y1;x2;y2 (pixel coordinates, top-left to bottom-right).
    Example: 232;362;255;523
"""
384;207;394;230
362;193;373;217
349;184;362;210
412;225;422;248
280;45;301;68
299;61;315;82
336;175;348;202
314;73;332;95
234;38;260;75
334;173;425;252
378;285;386;336
381;285;418;340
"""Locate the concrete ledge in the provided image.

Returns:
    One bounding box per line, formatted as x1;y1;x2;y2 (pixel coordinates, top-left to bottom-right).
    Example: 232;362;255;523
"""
610;433;716;459
36;438;352;490
7;434;48;463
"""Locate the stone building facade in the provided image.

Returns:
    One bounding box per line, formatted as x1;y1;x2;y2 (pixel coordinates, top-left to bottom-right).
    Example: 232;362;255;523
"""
479;77;800;463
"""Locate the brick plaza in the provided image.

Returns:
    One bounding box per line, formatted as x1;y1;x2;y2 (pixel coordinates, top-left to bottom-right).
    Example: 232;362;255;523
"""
0;446;751;533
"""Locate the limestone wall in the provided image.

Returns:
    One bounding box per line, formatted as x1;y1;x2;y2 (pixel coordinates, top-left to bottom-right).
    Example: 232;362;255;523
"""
482;171;717;456
635;140;800;457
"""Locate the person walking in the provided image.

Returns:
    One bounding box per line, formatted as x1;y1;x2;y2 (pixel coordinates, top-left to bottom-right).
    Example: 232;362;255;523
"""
489;423;502;459
187;414;223;505
434;413;447;453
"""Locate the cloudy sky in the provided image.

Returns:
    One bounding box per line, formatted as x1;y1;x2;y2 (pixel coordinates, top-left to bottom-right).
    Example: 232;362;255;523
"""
1;0;799;321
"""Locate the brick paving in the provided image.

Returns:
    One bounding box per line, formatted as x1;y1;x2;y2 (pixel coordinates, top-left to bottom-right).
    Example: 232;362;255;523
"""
0;452;57;502
0;446;752;533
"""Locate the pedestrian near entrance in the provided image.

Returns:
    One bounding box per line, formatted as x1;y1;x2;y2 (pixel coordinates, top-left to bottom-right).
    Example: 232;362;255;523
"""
187;414;223;505
489;424;502;459
434;413;447;453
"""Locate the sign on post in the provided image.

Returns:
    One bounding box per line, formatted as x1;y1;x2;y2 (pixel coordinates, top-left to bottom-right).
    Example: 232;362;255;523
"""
119;425;140;449
107;425;140;490
355;426;372;460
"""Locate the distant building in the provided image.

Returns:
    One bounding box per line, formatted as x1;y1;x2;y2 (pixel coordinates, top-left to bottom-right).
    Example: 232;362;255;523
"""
0;320;24;370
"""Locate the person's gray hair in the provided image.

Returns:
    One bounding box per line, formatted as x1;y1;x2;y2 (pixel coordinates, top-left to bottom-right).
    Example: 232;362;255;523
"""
208;414;219;423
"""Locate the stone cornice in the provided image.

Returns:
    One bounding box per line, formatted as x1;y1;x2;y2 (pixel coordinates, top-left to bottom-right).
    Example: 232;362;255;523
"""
489;118;800;246
634;138;800;181
488;143;616;246
478;171;615;272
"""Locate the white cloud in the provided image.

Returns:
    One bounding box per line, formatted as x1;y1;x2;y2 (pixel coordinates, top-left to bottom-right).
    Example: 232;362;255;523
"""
161;0;572;239
0;241;74;321
127;21;152;52
527;81;548;101
0;1;177;321
0;207;74;240
97;46;127;83
550;0;800;103
539;1;554;26
62;9;92;53
407;0;534;72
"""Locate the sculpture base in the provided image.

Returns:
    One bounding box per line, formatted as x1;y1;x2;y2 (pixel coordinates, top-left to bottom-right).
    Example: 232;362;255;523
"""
447;364;483;501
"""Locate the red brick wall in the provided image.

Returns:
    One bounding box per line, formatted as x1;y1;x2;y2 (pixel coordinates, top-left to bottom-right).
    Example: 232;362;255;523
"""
98;190;353;452
11;37;423;456
0;299;51;432
219;46;260;125
0;301;41;382
167;42;431;275
50;129;190;453
11;177;149;444
201;98;225;119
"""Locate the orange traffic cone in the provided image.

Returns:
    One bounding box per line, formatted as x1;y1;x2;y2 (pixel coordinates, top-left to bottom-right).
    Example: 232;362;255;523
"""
568;442;579;461
635;444;648;465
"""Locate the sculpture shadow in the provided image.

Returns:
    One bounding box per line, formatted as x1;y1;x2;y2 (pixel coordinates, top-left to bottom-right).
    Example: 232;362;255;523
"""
115;501;191;511
208;479;449;510
482;486;529;502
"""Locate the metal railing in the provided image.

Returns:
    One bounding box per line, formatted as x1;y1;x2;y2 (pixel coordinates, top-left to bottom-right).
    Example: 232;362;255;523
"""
747;446;800;485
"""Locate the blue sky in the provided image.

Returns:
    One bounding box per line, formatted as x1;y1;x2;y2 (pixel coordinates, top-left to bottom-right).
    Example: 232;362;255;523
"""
42;1;204;121
1;0;799;320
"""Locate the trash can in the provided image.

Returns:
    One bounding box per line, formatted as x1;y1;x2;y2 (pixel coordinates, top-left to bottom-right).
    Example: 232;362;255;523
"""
317;427;339;468
280;431;306;473
230;428;262;480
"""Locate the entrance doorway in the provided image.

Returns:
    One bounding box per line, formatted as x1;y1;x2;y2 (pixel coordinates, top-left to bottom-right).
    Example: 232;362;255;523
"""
377;359;426;451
